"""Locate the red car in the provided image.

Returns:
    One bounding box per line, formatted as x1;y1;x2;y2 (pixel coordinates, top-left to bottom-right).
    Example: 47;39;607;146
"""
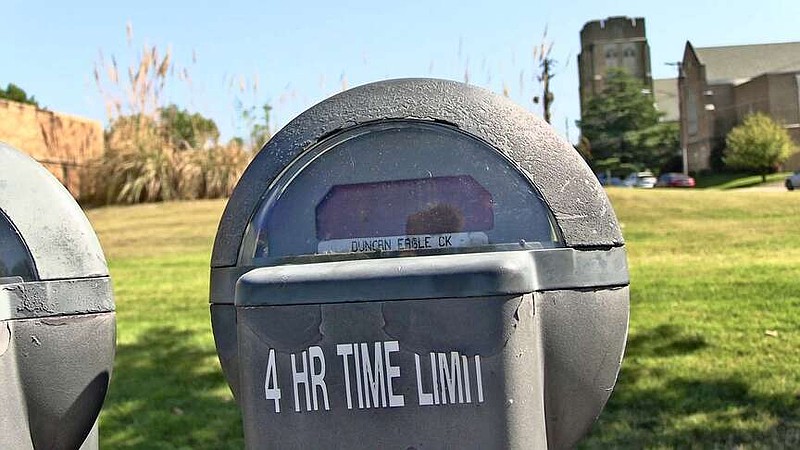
656;172;696;187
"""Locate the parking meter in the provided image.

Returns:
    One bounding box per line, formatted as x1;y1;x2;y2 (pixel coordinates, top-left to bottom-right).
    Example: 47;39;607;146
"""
0;143;115;450
210;79;629;449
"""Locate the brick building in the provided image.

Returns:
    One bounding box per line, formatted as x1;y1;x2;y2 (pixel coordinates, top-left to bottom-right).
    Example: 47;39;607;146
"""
680;41;800;171
578;16;653;118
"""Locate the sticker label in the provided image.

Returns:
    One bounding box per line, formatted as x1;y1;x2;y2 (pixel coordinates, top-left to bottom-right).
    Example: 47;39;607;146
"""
263;341;485;414
318;232;488;254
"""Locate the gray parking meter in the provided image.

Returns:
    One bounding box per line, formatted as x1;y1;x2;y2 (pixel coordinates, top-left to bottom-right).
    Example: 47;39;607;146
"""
211;79;629;449
0;143;115;450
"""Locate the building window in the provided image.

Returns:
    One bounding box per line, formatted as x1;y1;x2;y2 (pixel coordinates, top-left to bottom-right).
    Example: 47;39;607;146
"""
622;44;638;75
604;44;618;68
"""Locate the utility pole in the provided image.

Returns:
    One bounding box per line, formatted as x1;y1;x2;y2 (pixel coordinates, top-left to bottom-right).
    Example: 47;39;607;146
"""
533;41;555;124
667;61;689;175
541;57;554;124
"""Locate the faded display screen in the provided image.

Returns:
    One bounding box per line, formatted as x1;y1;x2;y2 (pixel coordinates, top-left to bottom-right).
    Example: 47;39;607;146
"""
316;176;493;254
241;121;563;262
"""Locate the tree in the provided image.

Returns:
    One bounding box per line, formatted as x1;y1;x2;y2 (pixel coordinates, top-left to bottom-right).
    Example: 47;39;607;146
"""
627;120;680;171
725;112;794;181
158;104;220;150
237;102;272;151
577;68;677;173
0;83;39;107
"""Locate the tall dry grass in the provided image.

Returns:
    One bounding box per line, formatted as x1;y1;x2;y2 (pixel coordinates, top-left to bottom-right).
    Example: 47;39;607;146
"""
88;23;252;205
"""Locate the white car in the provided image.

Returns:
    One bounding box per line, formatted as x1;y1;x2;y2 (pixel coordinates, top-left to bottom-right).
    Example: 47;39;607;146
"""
623;171;657;188
786;171;800;191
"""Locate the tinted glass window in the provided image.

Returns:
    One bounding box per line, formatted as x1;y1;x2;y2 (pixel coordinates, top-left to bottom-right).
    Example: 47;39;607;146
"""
0;209;36;282
240;121;563;263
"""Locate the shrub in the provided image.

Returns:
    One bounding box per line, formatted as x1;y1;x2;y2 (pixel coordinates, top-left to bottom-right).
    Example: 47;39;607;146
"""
725;113;794;181
85;115;251;205
0;83;38;107
91;31;253;205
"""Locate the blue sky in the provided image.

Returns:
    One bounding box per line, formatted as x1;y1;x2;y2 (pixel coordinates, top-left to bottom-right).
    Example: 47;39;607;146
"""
3;1;798;143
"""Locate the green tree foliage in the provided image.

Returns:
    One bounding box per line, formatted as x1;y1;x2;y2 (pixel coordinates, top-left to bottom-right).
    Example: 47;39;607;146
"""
725;112;794;181
158;104;220;150
577;68;678;173
237;103;272;151
0;83;39;107
628;120;680;170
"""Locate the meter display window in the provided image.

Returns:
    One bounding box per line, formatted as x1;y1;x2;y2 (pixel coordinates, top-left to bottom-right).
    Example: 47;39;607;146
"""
0;209;36;281
316;175;494;253
241;121;563;263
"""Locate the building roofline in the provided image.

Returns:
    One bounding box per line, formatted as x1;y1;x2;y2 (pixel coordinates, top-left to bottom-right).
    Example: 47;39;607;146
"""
694;40;800;52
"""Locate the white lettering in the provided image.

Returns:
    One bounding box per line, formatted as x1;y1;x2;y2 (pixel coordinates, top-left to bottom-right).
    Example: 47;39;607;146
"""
462;355;472;404
415;353;434;406
360;342;387;408
475;355;484;403
430;352;440;405
264;343;487;413
451;352;464;403
438;352;458;404
353;344;364;409
308;346;330;411
264;349;281;413
384;341;404;407
291;351;311;412
336;344;355;410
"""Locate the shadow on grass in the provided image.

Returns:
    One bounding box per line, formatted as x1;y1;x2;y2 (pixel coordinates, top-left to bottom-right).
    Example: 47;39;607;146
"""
582;324;800;448
626;324;708;358
695;172;790;189
101;326;243;449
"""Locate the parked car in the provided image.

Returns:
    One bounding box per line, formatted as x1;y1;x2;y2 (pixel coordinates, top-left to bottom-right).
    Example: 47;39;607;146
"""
656;172;696;188
786;171;800;190
623;171;657;188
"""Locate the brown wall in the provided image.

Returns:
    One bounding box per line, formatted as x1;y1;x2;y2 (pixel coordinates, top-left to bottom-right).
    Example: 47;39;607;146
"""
729;73;800;169
734;75;771;121
708;84;735;137
787;128;800;171
0;99;103;198
765;73;800;126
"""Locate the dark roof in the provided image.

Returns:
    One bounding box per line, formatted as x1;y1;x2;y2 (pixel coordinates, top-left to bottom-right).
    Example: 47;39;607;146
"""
653;78;679;122
694;41;800;85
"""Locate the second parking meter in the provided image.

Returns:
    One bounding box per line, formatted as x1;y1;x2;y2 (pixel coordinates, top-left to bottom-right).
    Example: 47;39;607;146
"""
210;79;629;449
0;143;115;450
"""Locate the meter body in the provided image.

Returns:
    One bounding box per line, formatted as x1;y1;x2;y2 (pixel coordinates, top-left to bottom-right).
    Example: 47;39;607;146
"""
0;143;115;450
210;79;628;449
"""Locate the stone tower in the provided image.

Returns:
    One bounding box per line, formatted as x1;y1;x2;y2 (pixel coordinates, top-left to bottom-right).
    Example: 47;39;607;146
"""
578;17;653;118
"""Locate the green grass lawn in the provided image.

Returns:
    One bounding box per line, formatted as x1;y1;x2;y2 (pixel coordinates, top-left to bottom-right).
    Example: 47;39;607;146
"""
86;190;800;449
